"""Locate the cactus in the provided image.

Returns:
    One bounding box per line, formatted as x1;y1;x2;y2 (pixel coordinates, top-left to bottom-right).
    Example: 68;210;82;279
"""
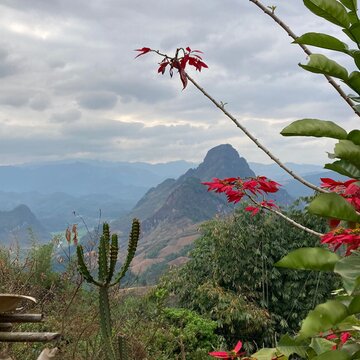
77;219;140;360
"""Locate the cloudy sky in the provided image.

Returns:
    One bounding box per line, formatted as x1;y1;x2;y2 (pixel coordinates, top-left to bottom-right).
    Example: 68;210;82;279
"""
0;0;357;165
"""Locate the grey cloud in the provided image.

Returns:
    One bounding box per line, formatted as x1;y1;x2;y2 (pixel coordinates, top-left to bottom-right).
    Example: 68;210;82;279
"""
29;94;51;111
77;92;118;110
0;47;20;78
51;109;81;122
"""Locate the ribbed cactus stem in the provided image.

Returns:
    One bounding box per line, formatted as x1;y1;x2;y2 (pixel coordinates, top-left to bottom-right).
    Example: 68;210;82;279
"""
99;285;116;359
76;220;140;360
112;219;140;286
118;335;128;360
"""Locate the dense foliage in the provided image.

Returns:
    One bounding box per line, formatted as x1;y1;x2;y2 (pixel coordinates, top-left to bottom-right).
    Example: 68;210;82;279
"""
160;206;338;351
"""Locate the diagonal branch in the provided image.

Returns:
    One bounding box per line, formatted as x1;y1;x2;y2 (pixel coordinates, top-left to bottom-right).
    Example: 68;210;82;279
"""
186;74;327;193
249;0;360;118
247;194;323;237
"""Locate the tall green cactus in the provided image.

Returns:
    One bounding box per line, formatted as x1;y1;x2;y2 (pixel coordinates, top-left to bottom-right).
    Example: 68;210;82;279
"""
77;219;140;360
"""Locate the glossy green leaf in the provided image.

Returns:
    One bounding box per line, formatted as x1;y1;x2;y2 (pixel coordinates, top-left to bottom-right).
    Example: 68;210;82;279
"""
335;252;360;295
277;335;308;358
325;159;360;179
299;300;349;338
345;71;360;95
339;0;357;11
281;119;347;139
275;247;340;271
308;193;360;222
348;50;360;70
310;337;336;355
312;350;350;360
343;23;360;43
334;140;360;167
251;348;278;360
348;130;360;145
300;54;348;80
304;0;351;28
294;32;349;52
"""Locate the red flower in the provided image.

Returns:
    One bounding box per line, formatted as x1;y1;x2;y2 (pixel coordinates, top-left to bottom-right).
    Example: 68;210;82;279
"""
245;206;260;216
134;47;152;58
209;341;245;359
321;228;360;255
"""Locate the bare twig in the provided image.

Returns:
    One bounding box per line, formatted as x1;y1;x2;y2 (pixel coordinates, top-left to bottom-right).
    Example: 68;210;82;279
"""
186;74;326;194
249;0;360;117
247;194;323;237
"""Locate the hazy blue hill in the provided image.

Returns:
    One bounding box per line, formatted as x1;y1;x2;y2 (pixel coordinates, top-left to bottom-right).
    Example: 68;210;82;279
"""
0;160;195;198
249;162;324;182
283;171;348;198
0;160;194;234
0;204;50;245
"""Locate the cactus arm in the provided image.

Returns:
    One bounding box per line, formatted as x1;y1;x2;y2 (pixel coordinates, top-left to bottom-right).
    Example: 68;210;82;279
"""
111;218;140;286
106;234;119;283
76;245;100;285
98;234;109;283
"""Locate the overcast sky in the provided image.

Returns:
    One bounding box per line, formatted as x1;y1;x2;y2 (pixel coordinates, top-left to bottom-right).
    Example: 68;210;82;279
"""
0;0;357;165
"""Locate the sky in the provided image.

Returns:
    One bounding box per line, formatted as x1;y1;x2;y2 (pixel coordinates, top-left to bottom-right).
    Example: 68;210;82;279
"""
0;0;358;166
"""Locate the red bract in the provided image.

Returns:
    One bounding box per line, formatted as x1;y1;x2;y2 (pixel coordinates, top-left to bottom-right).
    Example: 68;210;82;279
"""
245;206;260;216
321;228;360;255
209;341;245;359
135;46;208;89
134;47;152;58
325;331;351;350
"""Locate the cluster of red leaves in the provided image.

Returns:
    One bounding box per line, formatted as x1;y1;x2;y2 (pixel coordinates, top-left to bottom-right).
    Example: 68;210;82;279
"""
321;227;360;255
320;178;360;255
65;224;78;246
203;176;280;215
135;46;208;89
325;331;351;350
209;341;245;359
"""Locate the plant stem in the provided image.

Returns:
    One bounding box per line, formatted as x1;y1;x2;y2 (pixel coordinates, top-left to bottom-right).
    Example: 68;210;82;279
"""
249;0;360;118
186;74;326;194
247;194;323;237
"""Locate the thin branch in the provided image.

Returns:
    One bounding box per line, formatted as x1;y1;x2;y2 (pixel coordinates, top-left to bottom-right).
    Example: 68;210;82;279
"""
247;195;323;237
186;74;326;193
249;0;360;118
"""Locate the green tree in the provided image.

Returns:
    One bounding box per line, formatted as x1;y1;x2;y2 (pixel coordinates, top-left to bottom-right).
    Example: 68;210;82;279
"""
162;206;337;349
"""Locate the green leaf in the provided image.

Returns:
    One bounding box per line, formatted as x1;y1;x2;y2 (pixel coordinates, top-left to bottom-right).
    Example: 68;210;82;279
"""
343;22;360;43
300;54;348;80
304;0;351;28
348;295;360;314
345;71;360;95
348;130;360;145
251;348;278;360
325;159;360;179
308;193;360;222
277;334;308;358
299;300;349;338
294;32;349;52
275;247;340;271
348;50;360;70
310;337;336;355
335;252;360;295
339;0;357;12
312;350;350;360
334;140;360;167
281;119;347;139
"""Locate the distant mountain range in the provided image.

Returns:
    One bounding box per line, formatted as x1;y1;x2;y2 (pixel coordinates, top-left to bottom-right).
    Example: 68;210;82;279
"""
0;146;349;252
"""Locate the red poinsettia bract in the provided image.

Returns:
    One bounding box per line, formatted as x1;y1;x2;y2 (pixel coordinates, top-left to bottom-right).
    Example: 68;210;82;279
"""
209;341;245;359
203;176;280;214
321;228;360;255
135;46;208;89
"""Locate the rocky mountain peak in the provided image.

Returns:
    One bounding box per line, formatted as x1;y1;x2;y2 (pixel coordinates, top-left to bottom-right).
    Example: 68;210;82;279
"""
183;144;255;181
